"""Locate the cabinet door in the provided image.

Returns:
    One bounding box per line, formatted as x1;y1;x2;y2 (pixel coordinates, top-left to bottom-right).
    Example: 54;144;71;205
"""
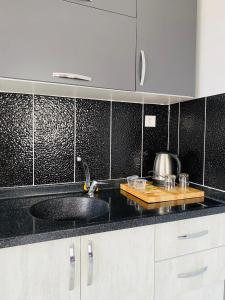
0;238;80;300
0;0;136;91
155;246;225;300
64;0;136;17
81;226;154;300
136;0;197;96
176;283;224;300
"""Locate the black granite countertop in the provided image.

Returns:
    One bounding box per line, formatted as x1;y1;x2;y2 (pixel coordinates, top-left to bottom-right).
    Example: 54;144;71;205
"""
1;182;225;249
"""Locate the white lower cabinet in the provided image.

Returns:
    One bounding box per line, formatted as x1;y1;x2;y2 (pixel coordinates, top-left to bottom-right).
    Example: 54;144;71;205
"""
0;238;80;300
2;215;225;300
81;226;155;300
155;246;225;300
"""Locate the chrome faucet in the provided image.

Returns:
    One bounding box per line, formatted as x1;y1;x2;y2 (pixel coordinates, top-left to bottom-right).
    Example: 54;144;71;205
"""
76;157;107;196
76;157;91;190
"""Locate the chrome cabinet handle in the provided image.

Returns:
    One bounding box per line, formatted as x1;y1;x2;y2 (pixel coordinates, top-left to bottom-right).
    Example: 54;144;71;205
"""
177;230;209;240
178;266;208;279
140;50;146;86
87;241;94;286
69;245;76;291
53;72;92;82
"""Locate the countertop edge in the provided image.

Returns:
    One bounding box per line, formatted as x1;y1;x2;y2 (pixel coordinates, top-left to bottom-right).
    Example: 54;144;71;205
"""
1;205;225;249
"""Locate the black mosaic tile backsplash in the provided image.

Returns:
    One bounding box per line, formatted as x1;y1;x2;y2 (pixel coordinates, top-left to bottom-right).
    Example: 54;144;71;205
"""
169;93;225;191
0;91;170;188
0;93;33;187
111;102;142;178
143;104;168;176
205;94;225;190
75;99;110;181
34;95;75;185
2;89;225;192
179;99;205;185
169;103;179;154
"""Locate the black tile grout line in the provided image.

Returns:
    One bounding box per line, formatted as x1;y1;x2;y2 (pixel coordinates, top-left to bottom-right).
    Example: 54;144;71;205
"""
74;98;77;183
203;97;207;186
167;104;170;151
0;178;129;191
32;93;35;186
177;102;181;156
109;100;113;180
140;103;144;177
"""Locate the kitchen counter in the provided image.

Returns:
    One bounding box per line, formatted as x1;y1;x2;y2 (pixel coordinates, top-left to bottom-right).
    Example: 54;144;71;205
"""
0;183;225;249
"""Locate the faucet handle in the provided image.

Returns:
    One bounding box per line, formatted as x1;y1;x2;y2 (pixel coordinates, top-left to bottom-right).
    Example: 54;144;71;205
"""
88;180;108;196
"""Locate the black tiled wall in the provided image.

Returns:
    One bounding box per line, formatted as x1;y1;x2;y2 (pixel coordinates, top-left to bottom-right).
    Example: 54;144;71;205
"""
34;95;75;185
170;93;225;190
143;105;168;176
169;103;179;154
111;102;142;179
76;99;110;181
205;94;225;190
0;92;169;188
0;93;33;187
179;99;205;185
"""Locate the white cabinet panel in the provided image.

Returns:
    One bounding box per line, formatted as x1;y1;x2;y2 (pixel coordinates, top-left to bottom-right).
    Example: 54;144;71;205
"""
155;213;225;260
0;238;80;300
155;246;225;300
179;282;224;300
81;226;154;300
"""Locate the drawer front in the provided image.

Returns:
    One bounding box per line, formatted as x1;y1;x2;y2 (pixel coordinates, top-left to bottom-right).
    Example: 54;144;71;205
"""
155;213;225;260
63;0;137;17
155;247;225;300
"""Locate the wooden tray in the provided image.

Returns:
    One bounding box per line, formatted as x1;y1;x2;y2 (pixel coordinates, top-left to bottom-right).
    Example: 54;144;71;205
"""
120;183;204;203
120;190;204;210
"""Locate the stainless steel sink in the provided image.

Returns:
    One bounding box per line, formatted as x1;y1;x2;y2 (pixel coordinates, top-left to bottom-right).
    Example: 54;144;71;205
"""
29;196;109;221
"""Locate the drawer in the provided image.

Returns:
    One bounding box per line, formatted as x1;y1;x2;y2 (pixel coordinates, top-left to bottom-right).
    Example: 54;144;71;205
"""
155;213;225;260
155;246;225;300
63;0;136;17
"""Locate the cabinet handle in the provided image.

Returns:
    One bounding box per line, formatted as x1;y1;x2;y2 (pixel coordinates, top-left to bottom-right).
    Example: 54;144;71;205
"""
53;72;92;82
177;230;209;240
140;50;146;86
177;266;208;279
69;245;76;291
87;241;94;286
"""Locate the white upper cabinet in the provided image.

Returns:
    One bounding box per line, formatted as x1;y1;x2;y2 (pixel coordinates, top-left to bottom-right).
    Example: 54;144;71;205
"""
81;226;155;300
0;238;80;300
63;0;137;17
136;0;197;97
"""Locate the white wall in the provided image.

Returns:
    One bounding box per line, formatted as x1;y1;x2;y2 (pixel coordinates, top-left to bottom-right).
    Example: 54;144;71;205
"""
196;0;225;98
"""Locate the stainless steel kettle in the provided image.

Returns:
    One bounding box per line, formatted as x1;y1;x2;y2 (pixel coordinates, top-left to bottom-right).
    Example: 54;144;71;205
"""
152;152;181;186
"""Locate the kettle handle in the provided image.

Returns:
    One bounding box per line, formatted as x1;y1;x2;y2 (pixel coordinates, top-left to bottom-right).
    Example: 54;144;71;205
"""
170;154;181;176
